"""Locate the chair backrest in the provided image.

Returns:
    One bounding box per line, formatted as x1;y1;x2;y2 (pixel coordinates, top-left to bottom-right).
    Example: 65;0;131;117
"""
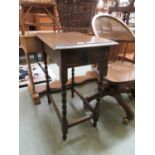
56;0;98;33
92;13;135;61
92;13;135;41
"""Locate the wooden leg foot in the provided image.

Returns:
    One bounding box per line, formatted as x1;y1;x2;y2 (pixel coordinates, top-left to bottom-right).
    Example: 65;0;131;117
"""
32;94;41;105
28;81;41;105
123;117;129;124
62;130;67;141
115;93;134;120
93;119;97;127
93;123;97;127
47;94;51;105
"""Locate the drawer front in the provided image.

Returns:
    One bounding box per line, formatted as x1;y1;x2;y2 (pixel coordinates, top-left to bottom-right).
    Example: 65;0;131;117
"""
62;47;109;67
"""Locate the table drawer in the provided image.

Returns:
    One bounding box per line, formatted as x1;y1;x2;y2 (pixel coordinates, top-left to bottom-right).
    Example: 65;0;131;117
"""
62;47;109;67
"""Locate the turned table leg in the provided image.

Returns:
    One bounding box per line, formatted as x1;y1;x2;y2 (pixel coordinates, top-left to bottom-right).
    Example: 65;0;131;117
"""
42;49;51;104
60;67;68;140
71;67;75;98
61;84;68;140
93;72;103;127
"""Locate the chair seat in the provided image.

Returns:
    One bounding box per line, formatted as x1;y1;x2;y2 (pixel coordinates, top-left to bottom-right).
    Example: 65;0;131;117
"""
105;61;135;83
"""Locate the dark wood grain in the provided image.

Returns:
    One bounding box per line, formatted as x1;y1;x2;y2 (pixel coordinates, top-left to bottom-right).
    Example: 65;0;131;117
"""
37;32;118;140
37;32;117;50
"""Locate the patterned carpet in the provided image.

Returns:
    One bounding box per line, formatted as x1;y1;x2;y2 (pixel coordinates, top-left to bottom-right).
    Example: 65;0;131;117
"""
19;62;93;88
19;62;51;87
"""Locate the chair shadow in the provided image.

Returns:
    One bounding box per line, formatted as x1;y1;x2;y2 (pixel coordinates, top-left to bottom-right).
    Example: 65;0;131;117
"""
99;95;135;138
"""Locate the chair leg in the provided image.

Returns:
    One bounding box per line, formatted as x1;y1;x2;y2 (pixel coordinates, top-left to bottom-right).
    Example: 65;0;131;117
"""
131;88;135;98
71;67;75;98
114;93;134;122
85;84;134;123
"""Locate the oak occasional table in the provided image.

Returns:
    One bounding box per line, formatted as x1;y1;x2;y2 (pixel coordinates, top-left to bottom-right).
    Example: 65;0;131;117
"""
37;32;118;140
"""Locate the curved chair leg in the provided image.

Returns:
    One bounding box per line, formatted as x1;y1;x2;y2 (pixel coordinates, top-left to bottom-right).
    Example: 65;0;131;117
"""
131;88;135;98
114;93;134;122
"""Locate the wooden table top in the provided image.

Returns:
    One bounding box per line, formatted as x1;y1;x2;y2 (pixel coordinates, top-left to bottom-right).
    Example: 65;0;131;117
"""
37;32;118;50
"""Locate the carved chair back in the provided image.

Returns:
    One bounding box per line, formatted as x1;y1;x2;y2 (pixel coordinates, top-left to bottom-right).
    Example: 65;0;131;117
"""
56;0;98;33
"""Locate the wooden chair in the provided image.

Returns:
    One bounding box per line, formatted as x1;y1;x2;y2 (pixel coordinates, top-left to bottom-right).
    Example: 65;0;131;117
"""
56;0;98;33
117;41;135;63
87;13;135;123
109;0;135;25
108;0;135;63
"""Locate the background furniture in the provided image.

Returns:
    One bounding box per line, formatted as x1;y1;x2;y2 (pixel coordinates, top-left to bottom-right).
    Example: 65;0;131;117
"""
109;0;135;62
87;13;135;123
35;13;54;30
20;32;43;104
95;0;135;62
109;0;135;25
56;0;98;33
19;0;98;104
19;0;61;104
19;0;61;35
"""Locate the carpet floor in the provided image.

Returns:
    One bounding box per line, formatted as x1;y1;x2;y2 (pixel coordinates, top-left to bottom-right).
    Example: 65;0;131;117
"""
19;81;135;155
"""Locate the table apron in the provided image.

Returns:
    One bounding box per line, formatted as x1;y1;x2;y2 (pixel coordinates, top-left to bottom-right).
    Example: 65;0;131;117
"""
61;47;109;68
43;44;110;77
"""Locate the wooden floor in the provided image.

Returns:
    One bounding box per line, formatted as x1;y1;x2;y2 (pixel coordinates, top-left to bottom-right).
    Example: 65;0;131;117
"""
19;82;135;155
